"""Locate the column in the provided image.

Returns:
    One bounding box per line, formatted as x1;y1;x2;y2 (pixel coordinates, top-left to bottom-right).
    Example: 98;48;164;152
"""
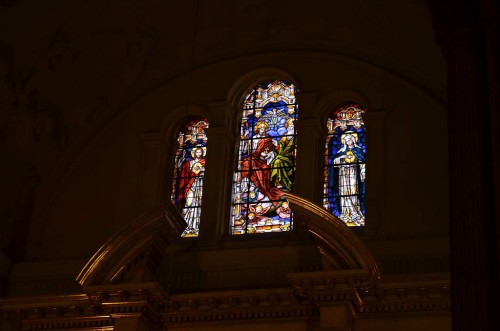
196;101;235;247
294;92;320;203
363;110;387;237
294;118;323;203
481;0;500;271
430;1;500;330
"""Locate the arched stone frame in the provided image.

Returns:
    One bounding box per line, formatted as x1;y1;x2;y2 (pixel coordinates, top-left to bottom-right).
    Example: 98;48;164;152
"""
225;68;303;237
21;50;444;259
70;192;382;330
316;90;386;236
76;193;380;287
5;190;452;331
22;50;444;261
227;67;302;137
0;41;452;329
76;201;187;287
135;104;210;221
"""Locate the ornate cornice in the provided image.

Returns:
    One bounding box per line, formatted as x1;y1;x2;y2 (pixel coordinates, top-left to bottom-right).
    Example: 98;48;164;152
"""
1;195;449;329
287;271;451;318
163;287;317;326
1;274;450;329
0;294;106;330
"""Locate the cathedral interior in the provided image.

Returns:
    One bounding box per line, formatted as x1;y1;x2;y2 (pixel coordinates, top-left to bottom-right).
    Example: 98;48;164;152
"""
0;1;499;330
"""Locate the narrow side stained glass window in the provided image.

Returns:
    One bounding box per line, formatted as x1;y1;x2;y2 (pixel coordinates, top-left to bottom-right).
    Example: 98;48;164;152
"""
323;104;366;226
231;80;298;235
171;117;209;237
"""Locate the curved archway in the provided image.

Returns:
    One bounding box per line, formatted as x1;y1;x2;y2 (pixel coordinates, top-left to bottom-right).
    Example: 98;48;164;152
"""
77;193;379;287
284;192;379;280
76;201;186;287
316;89;369;125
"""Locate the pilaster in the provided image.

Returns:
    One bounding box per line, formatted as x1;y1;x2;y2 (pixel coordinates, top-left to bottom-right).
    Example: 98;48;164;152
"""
430;1;500;330
363;110;387;237
294;92;320;204
294;118;323;204
196;101;235;247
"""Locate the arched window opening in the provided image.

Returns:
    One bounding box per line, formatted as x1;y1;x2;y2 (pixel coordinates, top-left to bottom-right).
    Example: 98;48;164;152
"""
323;104;366;226
231;80;298;235
171;117;209;237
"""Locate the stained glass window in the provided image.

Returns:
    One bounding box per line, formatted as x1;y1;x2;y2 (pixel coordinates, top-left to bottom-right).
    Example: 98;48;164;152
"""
323;104;366;226
171;117;209;237
231;80;298;235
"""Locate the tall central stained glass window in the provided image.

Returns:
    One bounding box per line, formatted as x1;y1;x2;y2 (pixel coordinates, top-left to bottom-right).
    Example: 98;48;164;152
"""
231;80;298;235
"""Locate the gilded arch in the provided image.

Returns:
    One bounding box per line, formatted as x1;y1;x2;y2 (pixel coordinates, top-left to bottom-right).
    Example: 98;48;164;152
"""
77;193;379;287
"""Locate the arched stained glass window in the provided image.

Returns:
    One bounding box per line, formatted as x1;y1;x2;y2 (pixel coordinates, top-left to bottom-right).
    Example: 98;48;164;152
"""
231;80;298;235
323;104;366;226
171;117;209;237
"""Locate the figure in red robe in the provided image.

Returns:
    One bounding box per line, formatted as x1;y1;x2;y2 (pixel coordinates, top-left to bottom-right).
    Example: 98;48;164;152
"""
240;138;283;205
177;147;206;232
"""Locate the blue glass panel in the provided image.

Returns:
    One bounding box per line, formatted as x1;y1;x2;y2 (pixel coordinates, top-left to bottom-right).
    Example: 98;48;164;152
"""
324;104;366;226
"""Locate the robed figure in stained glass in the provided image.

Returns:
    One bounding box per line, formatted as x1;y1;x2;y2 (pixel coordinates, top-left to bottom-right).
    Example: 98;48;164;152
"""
328;133;365;225
248;121;270;152
178;147;206;233
240;137;284;204
270;118;295;191
324;105;366;226
171;118;208;237
231;80;298;235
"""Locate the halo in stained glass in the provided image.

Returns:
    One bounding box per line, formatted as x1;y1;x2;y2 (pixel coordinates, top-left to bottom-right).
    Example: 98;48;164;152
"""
323;103;366;226
230;80;298;235
171;117;209;237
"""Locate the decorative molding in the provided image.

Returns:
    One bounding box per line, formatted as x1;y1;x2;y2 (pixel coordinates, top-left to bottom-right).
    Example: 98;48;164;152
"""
76;203;186;287
1;195;449;329
284;193;380;281
287;271;450;317
1;274;450;329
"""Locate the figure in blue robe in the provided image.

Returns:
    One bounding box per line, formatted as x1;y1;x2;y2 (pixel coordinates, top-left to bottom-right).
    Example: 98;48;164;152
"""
327;131;366;226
